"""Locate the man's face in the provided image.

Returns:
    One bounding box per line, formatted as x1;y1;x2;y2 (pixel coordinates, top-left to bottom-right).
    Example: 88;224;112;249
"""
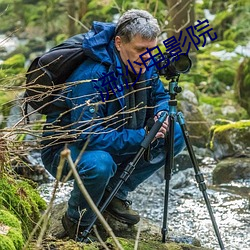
115;35;157;74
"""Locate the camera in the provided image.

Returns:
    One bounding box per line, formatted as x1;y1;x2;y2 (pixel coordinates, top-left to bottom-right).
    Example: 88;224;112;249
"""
158;53;192;80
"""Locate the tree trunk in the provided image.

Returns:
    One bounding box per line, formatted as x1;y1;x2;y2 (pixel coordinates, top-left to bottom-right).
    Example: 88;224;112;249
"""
67;0;76;36
166;0;196;58
78;0;88;20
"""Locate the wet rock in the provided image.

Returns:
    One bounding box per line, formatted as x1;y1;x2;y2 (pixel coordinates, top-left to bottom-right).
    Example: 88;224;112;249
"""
170;168;193;189
179;100;211;148
209;119;250;160
45;202;210;250
213;157;250;184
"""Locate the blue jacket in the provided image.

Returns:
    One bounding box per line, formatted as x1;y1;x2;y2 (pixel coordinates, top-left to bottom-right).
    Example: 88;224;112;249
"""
44;21;170;156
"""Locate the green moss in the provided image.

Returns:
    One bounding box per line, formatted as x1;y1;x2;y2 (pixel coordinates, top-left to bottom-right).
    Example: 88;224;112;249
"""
213;67;235;86
106;237;207;250
0;54;26;86
0;175;47;239
199;95;224;107
0;235;16;250
1;54;25;69
217;40;237;52
0;209;24;249
7;228;24;249
199;90;248;122
0;209;21;229
213;120;250;133
209;120;250;150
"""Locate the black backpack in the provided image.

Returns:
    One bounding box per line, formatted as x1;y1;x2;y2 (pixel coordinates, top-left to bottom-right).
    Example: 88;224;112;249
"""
24;34;87;115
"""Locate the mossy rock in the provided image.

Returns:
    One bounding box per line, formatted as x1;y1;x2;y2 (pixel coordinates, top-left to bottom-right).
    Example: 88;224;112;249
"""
213;157;250;184
0;174;47;239
209;120;250;160
28;237;211;250
199;92;249;122
106;237;210;250
44;202;211;250
0;209;24;250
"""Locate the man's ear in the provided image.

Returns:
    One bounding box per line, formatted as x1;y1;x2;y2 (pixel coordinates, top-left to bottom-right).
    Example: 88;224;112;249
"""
115;36;122;51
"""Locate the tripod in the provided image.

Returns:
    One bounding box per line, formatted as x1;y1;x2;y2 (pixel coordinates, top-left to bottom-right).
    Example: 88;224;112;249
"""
161;77;225;249
82;77;225;249
81;111;169;241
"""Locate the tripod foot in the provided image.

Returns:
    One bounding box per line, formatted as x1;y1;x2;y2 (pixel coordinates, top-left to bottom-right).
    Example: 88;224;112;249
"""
161;227;168;243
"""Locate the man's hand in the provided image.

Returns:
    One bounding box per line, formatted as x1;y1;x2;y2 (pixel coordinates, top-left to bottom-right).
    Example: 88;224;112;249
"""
154;111;169;139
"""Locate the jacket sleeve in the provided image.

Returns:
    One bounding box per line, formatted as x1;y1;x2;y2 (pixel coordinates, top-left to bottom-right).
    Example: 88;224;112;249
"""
66;62;146;156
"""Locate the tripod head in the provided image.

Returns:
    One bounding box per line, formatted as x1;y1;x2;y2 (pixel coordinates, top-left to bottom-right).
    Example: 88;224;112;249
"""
168;76;182;99
157;53;192;100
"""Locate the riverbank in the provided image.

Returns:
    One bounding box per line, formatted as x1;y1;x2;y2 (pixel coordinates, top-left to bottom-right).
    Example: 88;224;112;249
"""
38;155;250;250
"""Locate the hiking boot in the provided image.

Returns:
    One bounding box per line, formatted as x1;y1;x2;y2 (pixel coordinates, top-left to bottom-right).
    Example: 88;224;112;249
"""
61;213;97;243
105;196;140;225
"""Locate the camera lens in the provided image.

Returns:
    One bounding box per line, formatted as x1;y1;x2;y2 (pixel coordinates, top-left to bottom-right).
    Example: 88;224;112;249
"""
173;54;192;73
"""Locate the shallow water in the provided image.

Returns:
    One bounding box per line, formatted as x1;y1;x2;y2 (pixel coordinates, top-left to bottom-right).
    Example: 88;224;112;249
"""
38;157;250;250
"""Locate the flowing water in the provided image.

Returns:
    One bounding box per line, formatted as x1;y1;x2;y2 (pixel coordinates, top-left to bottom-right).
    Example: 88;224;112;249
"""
2;33;249;249
38;156;250;250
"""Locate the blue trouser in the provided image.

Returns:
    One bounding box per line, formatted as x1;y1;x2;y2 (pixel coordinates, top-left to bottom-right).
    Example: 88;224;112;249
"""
41;122;185;226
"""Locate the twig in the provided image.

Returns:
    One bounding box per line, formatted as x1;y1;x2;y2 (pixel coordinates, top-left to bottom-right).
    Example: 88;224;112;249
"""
61;148;124;250
93;225;110;250
22;154;65;249
68;14;90;31
134;220;142;250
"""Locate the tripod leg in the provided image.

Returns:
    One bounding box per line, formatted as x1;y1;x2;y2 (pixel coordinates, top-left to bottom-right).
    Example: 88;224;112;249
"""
177;112;225;250
162;114;175;243
81;112;168;241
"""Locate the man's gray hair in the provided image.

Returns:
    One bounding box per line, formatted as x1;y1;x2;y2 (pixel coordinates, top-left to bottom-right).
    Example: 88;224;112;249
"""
115;9;160;43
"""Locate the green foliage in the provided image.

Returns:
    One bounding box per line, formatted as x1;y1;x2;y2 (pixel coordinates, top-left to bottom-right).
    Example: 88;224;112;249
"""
217;40;237;52
206;0;250;44
211;10;234;41
199;90;248;121
213;67;235;86
199;95;224;107
234;57;250;115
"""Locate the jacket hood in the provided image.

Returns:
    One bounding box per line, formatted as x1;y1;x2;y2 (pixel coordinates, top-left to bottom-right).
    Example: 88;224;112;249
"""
82;21;116;66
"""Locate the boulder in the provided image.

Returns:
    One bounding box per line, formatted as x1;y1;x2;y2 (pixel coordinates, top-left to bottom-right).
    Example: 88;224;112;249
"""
213;157;250;184
42;201;211;250
209;120;250;160
179;100;211;148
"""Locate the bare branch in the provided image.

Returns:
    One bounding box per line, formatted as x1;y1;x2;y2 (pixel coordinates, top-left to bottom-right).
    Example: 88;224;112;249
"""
63;148;124;250
68;14;90;32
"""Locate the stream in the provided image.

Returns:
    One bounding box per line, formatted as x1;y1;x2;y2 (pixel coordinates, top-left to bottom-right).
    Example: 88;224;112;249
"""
38;155;250;250
1;33;249;250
